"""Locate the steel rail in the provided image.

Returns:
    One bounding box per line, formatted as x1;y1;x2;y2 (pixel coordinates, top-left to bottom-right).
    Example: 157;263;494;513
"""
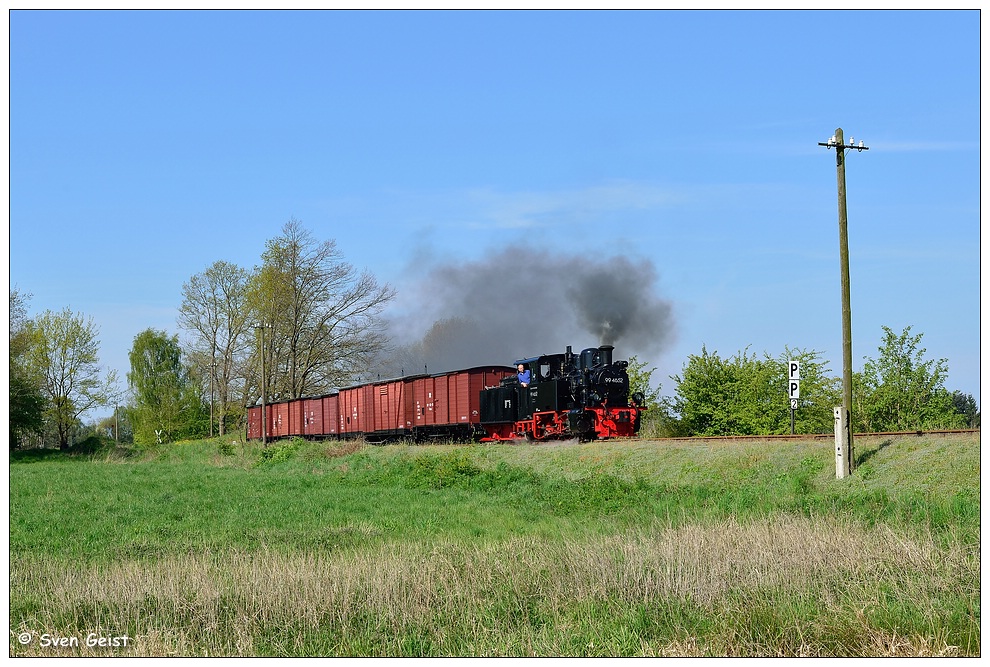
651;429;979;443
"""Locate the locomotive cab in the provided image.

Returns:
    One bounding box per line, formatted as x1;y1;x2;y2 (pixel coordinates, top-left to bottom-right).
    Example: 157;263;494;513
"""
516;353;566;385
514;352;570;417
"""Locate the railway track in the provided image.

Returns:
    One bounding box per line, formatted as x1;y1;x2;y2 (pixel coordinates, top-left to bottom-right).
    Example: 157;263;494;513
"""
652;428;979;443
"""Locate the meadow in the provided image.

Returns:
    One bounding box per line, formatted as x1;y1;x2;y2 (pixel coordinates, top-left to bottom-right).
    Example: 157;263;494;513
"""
8;432;980;657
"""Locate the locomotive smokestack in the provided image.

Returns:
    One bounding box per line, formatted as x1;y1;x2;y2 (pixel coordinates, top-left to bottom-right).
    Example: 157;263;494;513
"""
599;345;614;366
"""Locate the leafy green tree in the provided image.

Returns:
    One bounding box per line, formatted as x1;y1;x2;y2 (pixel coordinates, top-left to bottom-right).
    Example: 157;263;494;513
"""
625;355;662;409
626;355;688;438
246;219;396;400
728;347;781;435
127;329;204;445
856;325;959;431
671;345;840;436
671;345;745;436
9;289;46;448
775;347;842;434
950;391;980;428
26;307;117;449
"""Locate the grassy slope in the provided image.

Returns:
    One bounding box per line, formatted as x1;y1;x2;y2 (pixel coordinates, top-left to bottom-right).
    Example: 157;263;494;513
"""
8;433;980;656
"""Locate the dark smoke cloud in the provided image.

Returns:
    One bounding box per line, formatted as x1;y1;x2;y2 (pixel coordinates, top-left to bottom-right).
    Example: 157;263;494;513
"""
375;248;675;377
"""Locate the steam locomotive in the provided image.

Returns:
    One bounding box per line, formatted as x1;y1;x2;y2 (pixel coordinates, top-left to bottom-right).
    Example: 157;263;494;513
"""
479;345;644;441
246;344;644;443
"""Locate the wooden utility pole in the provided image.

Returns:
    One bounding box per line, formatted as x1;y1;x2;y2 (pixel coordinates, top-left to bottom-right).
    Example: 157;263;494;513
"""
819;128;868;478
256;325;269;446
209;359;216;439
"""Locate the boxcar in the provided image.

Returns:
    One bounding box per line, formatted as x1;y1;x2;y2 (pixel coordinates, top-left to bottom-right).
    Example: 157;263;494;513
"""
269;400;302;439
302;397;324;438
336;385;363;436
322;392;339;437
409;366;515;440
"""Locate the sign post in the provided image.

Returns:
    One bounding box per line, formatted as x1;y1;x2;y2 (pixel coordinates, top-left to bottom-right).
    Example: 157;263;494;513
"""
788;361;800;435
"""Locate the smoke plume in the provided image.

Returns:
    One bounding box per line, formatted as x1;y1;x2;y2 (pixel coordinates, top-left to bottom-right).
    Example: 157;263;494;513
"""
376;248;675;376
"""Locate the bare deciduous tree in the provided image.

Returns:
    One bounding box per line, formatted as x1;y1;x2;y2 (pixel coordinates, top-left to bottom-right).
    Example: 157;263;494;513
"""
247;219;396;400
178;261;252;436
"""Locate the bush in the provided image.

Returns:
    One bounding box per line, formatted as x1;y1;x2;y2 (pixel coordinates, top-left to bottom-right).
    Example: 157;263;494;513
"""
255;439;302;466
409;451;481;489
70;434;113;455
638;401;690;438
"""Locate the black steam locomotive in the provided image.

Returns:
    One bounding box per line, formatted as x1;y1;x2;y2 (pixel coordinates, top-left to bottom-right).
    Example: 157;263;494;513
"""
479;345;645;442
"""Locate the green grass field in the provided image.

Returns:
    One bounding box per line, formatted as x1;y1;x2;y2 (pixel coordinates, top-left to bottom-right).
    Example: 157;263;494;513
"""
9;432;980;656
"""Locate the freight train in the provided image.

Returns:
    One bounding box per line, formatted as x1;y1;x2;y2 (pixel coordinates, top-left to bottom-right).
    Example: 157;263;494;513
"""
246;344;644;443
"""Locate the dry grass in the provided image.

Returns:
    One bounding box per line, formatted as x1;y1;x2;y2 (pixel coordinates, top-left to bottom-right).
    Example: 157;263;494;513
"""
323;438;367;459
10;514;977;657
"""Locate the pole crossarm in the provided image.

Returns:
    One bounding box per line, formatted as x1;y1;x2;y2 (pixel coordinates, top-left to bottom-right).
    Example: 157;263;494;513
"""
818;142;869;152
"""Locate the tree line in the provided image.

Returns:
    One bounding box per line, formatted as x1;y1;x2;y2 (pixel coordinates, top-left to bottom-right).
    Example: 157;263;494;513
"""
9;220;980;449
10;220;394;448
630;325;979;438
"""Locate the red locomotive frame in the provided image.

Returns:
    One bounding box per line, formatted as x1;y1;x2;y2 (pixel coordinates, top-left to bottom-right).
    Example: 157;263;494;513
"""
479;404;642;442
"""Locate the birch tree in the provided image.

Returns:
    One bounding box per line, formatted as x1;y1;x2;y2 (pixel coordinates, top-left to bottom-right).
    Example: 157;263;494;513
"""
127;328;204;444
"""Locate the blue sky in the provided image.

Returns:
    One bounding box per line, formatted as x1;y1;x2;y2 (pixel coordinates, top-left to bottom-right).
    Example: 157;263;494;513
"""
9;9;982;418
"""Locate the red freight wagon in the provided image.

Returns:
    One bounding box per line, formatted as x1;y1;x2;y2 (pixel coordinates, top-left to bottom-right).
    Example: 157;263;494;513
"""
338;384;380;436
247;396;329;439
455;367;516;425
371;378;410;435
246;402;278;440
269;400;304;439
337;386;361;436
322;392;339;436
409;366;515;439
412;375;437;428
302;397;324;437
247;404;261;440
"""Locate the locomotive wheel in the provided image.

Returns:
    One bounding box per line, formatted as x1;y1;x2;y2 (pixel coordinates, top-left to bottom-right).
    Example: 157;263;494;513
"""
569;412;595;440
